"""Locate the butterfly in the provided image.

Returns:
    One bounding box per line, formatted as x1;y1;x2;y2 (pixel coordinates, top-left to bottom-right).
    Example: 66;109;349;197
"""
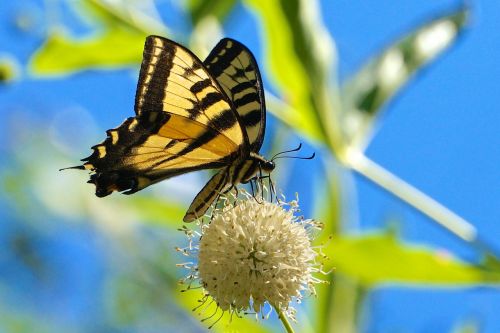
71;35;274;222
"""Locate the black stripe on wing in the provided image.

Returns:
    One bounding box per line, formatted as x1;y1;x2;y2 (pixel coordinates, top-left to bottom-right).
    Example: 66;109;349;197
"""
135;37;175;116
80;114;231;197
204;38;266;153
134;36;248;150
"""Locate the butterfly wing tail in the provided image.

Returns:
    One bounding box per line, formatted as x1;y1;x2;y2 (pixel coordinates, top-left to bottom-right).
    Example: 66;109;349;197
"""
183;168;230;222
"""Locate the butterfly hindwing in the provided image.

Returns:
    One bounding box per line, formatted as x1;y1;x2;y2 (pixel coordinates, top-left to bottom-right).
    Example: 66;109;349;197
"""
204;38;266;153
184;167;231;222
81;36;249;197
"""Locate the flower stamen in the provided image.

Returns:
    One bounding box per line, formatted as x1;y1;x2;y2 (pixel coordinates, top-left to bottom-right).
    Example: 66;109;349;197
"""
178;189;326;325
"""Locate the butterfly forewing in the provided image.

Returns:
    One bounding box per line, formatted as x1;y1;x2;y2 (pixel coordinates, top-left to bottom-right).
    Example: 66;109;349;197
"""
204;38;266;153
81;36;249;197
135;36;247;146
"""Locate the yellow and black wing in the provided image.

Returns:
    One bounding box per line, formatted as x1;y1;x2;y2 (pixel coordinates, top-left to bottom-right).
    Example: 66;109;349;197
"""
204;38;266;153
183;40;268;222
79;35;249;197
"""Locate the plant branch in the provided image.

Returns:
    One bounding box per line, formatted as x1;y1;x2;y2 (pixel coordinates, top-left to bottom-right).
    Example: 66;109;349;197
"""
343;148;497;257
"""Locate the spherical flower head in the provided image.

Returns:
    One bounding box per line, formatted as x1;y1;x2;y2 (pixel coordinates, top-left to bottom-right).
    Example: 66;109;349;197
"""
178;192;324;322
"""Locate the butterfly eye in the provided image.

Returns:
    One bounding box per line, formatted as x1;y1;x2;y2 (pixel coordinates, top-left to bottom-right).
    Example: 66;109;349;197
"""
262;160;275;172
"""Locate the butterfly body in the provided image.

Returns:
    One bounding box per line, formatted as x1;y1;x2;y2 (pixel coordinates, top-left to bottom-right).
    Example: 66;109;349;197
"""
183;152;274;222
75;35;272;222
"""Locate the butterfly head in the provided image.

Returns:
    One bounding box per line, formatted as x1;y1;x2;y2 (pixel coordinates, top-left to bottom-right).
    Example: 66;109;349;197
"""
260;159;275;173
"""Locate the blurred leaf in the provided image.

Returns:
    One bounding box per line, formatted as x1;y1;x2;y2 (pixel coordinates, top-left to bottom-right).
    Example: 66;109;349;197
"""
483;252;500;271
452;320;480;333
325;230;500;286
188;0;237;26
80;0;167;35
0;56;19;83
315;160;343;236
188;10;224;59
107;273;179;326
313;164;342;333
29;0;168;76
342;7;469;150
317;274;364;333
128;196;186;227
29;29;146;76
82;0;137;30
0;301;76;333
244;0;340;148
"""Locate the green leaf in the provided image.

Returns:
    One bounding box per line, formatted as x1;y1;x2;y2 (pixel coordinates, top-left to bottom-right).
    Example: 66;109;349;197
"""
79;0;167;35
187;0;237;26
127;196;186;227
342;8;469;150
29;0;168;76
29;29;147;76
243;0;339;147
325;230;500;286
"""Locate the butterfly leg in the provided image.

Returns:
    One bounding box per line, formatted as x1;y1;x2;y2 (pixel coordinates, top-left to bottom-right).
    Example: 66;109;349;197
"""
253;171;275;203
211;192;222;222
257;164;265;202
249;178;263;204
220;169;239;207
270;176;276;202
233;185;239;200
265;172;276;203
222;185;239;207
249;178;255;197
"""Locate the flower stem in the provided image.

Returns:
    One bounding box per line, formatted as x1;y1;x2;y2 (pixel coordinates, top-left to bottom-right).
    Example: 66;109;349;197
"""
273;304;295;333
344;149;498;257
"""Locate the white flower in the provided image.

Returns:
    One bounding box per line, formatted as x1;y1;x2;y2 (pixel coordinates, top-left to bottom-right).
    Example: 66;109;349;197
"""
177;191;324;324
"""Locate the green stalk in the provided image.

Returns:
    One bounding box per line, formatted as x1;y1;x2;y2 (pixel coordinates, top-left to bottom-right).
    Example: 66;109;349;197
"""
344;149;497;257
273;304;295;333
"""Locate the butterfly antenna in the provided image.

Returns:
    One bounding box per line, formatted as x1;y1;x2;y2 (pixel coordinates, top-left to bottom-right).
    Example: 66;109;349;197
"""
271;143;302;160
272;152;316;161
59;165;86;171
